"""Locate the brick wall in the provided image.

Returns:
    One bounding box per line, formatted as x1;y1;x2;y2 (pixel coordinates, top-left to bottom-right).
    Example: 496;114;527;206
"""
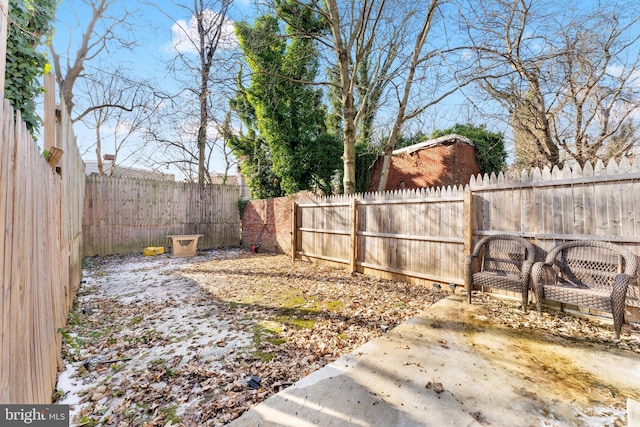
241;194;306;255
242;141;480;254
368;141;481;191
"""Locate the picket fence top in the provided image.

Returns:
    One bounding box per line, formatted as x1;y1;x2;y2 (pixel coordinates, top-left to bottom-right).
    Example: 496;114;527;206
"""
304;157;639;205
469;157;640;191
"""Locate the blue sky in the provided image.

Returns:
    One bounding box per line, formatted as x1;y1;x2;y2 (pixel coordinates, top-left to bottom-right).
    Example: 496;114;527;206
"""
49;0;255;176
46;0;640;177
48;0;481;177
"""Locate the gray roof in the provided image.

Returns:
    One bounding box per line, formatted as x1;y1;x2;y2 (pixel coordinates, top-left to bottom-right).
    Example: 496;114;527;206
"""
391;134;474;156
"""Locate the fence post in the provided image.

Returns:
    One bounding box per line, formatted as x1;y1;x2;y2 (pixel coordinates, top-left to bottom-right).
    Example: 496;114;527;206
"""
349;198;358;273
291;200;297;261
44;73;57;151
463;189;473;256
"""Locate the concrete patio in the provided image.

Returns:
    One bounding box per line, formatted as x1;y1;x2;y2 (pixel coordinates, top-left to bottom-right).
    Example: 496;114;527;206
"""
230;294;640;427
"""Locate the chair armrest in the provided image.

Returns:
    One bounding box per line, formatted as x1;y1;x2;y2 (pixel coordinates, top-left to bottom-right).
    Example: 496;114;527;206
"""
465;254;481;282
613;273;631;295
531;261;555;289
522;259;534;275
521;259;534;285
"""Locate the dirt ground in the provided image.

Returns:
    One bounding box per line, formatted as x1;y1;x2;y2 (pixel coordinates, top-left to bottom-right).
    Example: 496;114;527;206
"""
54;249;640;426
55;249;441;426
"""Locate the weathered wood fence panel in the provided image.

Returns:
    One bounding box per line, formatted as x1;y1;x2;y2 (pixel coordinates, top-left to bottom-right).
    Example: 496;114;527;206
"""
0;79;84;403
294;158;640;306
295;188;467;286
83;176;241;256
469;159;640;246
57;87;85;301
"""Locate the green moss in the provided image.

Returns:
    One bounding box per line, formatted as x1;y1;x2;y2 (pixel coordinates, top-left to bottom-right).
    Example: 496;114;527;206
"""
160;406;180;424
247;321;288;361
283;296;306;308
325;300;344;311
290;318;315;329
253;350;276;362
76;416;98;427
259;320;284;334
109;362;125;372
277;316;315;329
267;337;287;345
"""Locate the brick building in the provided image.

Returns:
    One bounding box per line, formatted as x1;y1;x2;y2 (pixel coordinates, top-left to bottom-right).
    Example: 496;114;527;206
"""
368;134;481;191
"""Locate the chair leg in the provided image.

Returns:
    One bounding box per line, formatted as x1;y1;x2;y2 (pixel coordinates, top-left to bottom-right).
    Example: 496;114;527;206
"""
533;286;543;314
611;277;628;340
612;305;623;340
611;296;626;340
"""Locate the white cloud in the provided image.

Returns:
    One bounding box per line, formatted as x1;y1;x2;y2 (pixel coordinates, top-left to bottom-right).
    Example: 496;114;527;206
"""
171;9;237;54
607;64;640;87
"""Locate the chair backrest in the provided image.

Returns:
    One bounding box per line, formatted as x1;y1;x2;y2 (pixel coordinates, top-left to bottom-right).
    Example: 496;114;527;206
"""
546;241;638;290
478;236;534;275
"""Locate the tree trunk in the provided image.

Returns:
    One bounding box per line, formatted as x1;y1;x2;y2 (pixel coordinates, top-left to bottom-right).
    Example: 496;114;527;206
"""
342;91;357;194
377;153;392;192
198;6;209;186
376;1;437;192
95;123;104;175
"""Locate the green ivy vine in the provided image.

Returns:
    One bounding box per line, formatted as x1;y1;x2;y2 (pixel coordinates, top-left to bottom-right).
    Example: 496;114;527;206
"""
5;0;57;137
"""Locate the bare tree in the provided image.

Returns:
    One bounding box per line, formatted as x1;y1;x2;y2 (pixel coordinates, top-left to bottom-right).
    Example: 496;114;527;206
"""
550;9;640;167
272;0;473;194
376;0;443;191
79;68;159;175
144;94;237;182
48;0;160;174
460;0;640;169
192;0;232;184
324;0;396;194
49;0;139;119
145;0;237;184
271;0;429;194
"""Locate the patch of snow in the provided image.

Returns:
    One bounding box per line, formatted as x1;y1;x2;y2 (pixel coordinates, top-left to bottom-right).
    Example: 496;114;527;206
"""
55;249;253;424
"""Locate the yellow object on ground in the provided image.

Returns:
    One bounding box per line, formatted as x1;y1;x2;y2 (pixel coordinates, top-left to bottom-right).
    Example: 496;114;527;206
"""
143;247;165;256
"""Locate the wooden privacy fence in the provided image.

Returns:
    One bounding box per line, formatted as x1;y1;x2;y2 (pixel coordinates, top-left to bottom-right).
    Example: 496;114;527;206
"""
294;187;466;286
293;157;640;308
0;74;85;404
83;176;241;256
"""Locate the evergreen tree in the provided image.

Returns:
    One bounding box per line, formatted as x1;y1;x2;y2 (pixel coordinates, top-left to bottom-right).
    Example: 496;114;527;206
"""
230;2;341;196
431;123;506;175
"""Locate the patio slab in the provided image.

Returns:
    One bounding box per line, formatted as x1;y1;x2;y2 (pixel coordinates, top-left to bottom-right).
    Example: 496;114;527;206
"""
230;294;640;426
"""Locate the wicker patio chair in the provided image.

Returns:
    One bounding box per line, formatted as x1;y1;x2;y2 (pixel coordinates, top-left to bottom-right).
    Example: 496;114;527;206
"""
465;234;537;311
531;240;639;339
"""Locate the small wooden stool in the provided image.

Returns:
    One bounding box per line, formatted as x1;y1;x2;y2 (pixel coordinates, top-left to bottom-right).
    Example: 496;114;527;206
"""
166;234;203;257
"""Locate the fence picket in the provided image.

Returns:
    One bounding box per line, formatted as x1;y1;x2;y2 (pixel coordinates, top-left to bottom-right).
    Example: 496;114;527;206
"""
293;158;640;293
82;177;241;256
572;165;585;235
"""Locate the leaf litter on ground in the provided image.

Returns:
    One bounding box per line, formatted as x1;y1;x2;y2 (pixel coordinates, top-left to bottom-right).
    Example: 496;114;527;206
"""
55;249;640;426
56;249;440;426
